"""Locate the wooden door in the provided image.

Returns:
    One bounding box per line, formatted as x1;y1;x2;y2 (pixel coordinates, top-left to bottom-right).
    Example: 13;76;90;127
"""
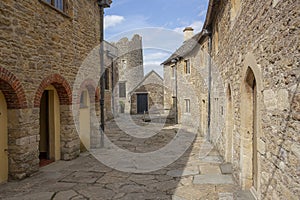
137;94;148;114
0;91;8;183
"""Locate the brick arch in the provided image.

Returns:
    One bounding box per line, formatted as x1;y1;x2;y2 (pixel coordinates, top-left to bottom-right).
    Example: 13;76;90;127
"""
34;74;72;107
77;79;99;104
0;67;27;109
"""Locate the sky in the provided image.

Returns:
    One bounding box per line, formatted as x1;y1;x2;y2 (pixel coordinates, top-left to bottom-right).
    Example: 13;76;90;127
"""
104;0;209;77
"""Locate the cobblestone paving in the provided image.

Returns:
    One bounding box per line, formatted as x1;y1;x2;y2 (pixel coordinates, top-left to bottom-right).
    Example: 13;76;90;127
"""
0;115;253;200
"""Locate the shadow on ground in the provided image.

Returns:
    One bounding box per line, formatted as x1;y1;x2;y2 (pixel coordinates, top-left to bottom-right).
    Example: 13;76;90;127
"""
0;114;252;200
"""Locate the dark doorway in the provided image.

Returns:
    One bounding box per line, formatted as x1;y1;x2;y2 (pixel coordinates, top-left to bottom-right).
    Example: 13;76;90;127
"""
137;93;148;114
39;90;56;167
39;91;49;161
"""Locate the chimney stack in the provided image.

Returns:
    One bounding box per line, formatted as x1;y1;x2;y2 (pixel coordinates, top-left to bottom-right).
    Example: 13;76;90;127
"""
183;27;194;41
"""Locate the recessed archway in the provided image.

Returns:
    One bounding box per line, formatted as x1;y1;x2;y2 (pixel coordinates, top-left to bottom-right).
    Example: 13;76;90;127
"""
201;99;207;137
240;53;263;197
35;74;79;162
39;86;61;166
225;84;233;163
240;60;262;193
75;79;99;150
0;67;27;109
79;90;91;151
0;67;28;180
240;66;259;191
34;74;72;108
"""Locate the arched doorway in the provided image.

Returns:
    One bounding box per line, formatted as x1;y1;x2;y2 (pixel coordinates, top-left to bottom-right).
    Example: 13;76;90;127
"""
0;90;8;183
225;85;233;162
39;85;61;166
79;90;91;151
241;67;258;190
201;99;206;136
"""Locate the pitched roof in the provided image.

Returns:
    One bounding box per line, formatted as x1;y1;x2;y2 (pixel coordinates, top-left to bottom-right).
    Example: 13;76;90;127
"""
161;32;203;65
130;70;163;94
161;0;220;66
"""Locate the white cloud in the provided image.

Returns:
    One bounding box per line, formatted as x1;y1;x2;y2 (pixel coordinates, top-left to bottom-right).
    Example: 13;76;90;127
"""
189;21;204;32
198;10;207;17
144;62;164;77
144;52;170;61
104;15;125;30
144;61;163;66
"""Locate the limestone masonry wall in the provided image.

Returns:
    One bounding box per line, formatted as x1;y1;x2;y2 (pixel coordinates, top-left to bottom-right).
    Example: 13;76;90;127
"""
209;0;299;199
0;0;101;179
112;35;144;113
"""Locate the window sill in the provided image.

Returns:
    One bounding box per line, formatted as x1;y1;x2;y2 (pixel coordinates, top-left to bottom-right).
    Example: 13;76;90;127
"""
39;0;71;19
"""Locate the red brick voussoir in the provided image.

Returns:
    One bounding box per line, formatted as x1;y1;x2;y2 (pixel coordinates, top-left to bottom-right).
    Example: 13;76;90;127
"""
34;74;72;107
0;67;28;109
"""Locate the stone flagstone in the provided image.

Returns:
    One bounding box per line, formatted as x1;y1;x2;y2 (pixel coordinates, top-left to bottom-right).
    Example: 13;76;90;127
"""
193;174;235;185
0;115;253;200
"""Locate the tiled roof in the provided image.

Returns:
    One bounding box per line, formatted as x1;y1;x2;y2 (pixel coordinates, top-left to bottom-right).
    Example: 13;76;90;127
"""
161;32;202;65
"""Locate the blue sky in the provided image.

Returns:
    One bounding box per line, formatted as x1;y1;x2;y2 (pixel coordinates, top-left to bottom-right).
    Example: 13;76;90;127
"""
104;0;209;77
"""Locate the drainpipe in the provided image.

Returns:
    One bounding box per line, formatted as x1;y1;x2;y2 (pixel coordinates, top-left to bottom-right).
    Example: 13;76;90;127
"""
111;56;114;116
107;50;115;116
205;29;212;141
98;0;111;148
171;58;179;124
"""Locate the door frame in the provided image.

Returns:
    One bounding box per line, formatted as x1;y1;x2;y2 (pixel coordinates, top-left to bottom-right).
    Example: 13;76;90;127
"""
0;90;8;183
240;53;263;199
225;84;233;163
79;90;91;151
39;86;61;163
136;92;149;114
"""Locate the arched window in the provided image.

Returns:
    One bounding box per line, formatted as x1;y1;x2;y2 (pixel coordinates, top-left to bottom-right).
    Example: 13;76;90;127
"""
230;0;241;22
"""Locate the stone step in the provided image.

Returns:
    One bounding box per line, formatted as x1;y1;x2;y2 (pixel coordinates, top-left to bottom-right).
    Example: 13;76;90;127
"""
220;162;233;174
193;174;234;185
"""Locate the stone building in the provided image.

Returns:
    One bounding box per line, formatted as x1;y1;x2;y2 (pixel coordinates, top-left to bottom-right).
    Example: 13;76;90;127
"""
164;0;299;199
111;35;144;114
130;70;164;115
0;0;115;182
162;28;208;131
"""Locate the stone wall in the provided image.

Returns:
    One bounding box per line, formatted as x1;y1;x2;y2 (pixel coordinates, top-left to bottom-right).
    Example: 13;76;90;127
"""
163;39;208;134
206;0;299;198
0;0;102;179
112;35;144;113
130;71;164;114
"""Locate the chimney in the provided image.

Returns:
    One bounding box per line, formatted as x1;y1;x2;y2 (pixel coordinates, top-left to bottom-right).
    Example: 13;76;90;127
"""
183;27;194;41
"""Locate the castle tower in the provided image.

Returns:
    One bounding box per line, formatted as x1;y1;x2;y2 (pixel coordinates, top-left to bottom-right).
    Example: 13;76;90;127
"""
112;34;144;113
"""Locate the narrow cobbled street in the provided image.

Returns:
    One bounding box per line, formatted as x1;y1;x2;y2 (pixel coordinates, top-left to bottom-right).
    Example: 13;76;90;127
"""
0;115;253;200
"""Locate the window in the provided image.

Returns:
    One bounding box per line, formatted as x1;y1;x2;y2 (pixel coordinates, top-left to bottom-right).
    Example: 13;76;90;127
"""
121;59;127;69
105;69;110;90
119;82;126;98
43;0;64;11
185;99;190;113
171;66;176;78
184;60;191;74
80;91;88;108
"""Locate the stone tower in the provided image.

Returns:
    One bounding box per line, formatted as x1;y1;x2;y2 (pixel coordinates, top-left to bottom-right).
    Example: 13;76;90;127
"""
112;34;144;113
